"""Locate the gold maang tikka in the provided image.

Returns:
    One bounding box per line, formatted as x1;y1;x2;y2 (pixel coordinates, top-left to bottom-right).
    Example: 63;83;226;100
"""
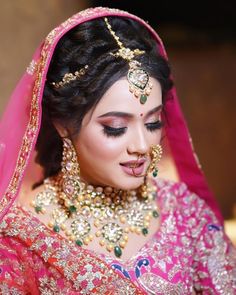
104;17;153;104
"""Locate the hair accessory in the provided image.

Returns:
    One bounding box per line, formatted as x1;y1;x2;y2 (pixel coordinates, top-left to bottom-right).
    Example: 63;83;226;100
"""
51;65;88;88
147;144;163;177
104;17;153;104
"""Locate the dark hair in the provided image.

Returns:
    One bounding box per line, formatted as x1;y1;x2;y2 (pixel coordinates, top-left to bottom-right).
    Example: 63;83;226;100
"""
35;16;173;180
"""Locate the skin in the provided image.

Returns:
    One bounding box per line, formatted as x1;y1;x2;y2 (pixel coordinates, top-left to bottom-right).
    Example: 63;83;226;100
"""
69;76;163;190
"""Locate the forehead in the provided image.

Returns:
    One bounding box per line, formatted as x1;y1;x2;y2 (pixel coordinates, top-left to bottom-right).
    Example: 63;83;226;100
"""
92;77;162;116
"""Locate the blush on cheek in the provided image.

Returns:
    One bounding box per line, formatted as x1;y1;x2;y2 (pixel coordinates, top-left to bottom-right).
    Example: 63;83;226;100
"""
97;139;123;159
80;135;116;160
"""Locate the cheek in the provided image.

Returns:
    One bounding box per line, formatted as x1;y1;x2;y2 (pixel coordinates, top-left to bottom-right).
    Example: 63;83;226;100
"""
148;129;162;145
77;127;125;161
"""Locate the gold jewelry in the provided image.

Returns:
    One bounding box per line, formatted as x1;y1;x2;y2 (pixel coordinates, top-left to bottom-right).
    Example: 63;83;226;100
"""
31;176;158;258
61;137;83;199
31;138;159;259
104;17;153;105
147;144;163;177
51;65;89;88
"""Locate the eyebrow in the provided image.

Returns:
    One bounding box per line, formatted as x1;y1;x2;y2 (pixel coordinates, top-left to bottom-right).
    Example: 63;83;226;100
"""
98;105;163;119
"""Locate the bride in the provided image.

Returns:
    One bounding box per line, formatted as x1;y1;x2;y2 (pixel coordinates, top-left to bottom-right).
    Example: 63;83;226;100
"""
0;6;235;294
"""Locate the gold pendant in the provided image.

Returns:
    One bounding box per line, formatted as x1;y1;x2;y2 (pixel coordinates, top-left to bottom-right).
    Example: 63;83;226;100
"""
127;61;153;104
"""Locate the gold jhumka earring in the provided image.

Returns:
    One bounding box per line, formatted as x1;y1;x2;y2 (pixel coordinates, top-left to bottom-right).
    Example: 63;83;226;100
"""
147;144;163;177
104;17;153;104
131;145;162;178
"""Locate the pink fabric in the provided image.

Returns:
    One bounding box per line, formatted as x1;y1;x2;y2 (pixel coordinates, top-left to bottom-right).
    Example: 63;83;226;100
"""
0;179;235;294
98;179;236;294
0;7;223;224
0;202;144;294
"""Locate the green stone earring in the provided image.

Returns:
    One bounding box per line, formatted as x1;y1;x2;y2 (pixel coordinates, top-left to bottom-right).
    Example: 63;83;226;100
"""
147;144;163;177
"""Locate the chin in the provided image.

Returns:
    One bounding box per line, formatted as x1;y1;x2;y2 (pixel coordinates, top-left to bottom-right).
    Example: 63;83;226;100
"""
112;177;145;191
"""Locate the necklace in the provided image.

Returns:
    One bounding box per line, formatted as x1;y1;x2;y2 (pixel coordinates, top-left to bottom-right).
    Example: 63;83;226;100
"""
31;174;159;258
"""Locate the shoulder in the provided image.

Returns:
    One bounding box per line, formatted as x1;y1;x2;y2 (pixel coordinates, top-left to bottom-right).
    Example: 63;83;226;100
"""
155;177;203;210
18;182;45;209
154;178;220;227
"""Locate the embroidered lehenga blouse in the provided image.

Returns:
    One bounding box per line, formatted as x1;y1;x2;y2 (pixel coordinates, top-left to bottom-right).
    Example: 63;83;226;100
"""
0;179;235;294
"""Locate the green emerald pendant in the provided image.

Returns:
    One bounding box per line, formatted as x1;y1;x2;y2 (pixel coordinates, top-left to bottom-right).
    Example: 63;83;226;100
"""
152;169;158;177
114;246;122;258
153;210;159;218
142;228;148;236
69;205;77;214
140;94;147;104
35;206;42;213
53;224;60;233
76;239;83;247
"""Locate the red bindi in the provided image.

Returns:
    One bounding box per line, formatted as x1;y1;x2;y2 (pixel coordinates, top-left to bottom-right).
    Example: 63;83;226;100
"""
140;113;143;117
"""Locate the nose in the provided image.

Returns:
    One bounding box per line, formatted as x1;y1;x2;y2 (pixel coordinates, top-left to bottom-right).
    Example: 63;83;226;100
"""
127;126;149;155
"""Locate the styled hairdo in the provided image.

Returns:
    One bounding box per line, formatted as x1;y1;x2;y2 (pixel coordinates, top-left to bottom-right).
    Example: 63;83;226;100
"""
35;16;173;180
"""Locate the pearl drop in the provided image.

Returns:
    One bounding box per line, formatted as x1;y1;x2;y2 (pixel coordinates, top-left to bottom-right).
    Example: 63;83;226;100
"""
84;237;90;245
95;231;101;237
48;221;53;228
96;187;103;193
106;244;113;252
104;186;113;194
99;240;105;246
123;235;129;241
87;185;94;191
120;241;126;248
120;216;126;223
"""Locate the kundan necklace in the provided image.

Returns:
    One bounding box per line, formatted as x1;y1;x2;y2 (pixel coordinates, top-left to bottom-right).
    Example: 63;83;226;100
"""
31;174;159;258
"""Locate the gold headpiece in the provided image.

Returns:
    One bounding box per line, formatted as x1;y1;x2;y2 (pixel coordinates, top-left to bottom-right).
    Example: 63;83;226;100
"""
51;65;89;88
51;18;153;104
104;17;152;104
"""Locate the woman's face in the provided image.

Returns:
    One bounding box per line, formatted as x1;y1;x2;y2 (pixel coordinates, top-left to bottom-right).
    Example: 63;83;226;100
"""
73;77;163;190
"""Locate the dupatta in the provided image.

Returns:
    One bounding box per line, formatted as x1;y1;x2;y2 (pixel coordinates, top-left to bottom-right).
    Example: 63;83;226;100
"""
0;6;224;293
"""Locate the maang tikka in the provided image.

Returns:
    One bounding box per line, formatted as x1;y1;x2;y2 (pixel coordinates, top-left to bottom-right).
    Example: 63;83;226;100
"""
104;17;153;104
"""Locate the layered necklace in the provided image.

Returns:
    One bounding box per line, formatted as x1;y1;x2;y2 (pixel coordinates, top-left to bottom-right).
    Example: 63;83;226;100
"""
31;174;159;258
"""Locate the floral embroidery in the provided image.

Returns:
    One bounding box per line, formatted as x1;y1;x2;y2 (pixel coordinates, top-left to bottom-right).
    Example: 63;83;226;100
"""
0;180;235;294
0;203;143;294
92;180;236;294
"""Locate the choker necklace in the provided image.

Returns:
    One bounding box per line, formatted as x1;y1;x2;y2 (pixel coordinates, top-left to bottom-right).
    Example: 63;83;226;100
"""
31;174;159;258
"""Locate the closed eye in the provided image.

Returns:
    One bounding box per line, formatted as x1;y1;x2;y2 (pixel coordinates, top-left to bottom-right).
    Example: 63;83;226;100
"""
145;120;163;131
102;125;127;137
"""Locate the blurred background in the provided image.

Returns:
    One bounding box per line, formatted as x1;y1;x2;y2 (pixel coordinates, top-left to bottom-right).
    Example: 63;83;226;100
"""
0;0;235;243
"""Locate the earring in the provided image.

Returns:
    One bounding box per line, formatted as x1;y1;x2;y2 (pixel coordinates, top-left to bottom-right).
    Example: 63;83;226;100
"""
147;144;163;177
61;137;82;200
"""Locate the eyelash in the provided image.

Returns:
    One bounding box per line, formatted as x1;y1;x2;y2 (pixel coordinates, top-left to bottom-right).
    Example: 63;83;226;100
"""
102;120;163;137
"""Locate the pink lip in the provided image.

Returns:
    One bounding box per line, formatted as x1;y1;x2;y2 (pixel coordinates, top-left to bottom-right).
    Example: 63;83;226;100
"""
120;158;146;166
120;158;146;176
